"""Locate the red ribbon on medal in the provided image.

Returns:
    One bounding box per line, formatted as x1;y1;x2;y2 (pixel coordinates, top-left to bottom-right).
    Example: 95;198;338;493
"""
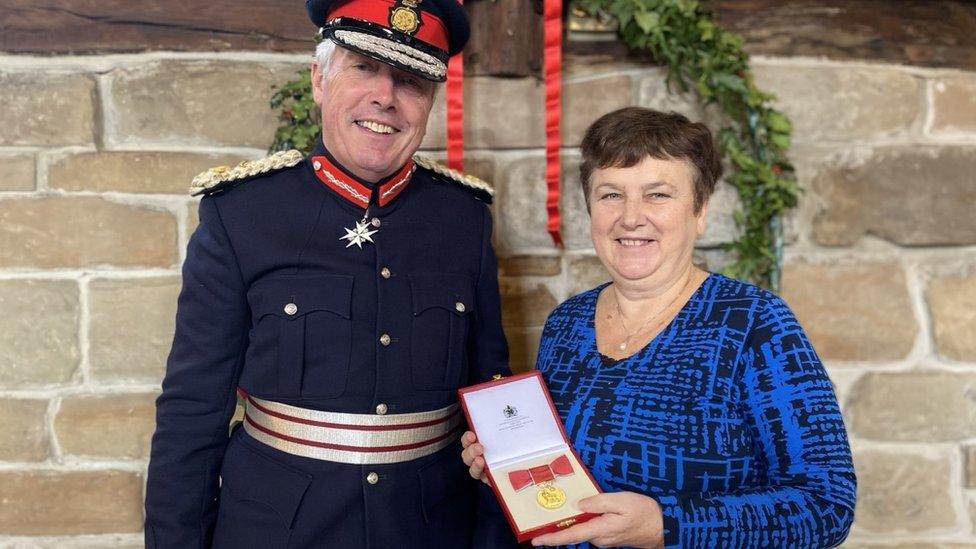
445;0;464;172
508;454;574;491
543;0;563;247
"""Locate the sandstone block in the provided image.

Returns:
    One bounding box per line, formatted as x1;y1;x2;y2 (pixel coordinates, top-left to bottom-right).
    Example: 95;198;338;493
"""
698;182;742;247
967;446;976;489
927;272;976;361
49;151;249;194
568;255;610;297
813;146;976;246
0;279;79;388
559;155;596;251
563;75;634;146
498;256;561;277
464;77;544;148
0;471;143;535
692;248;735;274
780;261;917;361
0;398;49;461
494;154;575;253
461;155;498;189
753;64;921;143
848;372;976;442
89;277;180;382
505;326;543;374
107;60;305;148
0;197;177;268
853;448;957;534
426;73;632;149
500;278;558;328
0;72;95;146
637;70;729;133
638;70;706;122
420;87;447;150
931;74;976;134
187;199;201;238
55;392;158;459
0;151;35;191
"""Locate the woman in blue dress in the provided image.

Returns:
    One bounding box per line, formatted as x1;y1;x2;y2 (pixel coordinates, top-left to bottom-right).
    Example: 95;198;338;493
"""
462;107;856;548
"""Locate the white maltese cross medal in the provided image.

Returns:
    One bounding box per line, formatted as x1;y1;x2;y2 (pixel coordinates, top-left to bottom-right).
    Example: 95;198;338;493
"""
340;218;378;249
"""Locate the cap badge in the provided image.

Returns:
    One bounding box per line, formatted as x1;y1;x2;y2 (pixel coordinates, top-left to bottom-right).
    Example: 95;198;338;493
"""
389;0;422;35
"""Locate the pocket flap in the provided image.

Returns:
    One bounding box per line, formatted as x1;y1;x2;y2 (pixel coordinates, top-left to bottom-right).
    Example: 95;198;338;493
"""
409;274;476;316
220;439;312;528
418;446;473;519
248;274;354;322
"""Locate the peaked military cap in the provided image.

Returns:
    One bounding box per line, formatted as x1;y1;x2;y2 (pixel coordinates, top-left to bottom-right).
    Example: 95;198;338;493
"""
307;0;469;82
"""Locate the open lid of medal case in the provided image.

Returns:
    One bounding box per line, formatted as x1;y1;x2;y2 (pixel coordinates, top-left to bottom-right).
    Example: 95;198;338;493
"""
458;371;602;541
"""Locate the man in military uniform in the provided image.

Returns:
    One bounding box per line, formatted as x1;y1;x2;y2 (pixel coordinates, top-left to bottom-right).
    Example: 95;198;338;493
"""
144;1;515;547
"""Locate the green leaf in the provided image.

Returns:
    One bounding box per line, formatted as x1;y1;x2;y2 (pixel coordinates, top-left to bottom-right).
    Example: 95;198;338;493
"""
766;110;792;133
634;10;660;33
769;132;791;150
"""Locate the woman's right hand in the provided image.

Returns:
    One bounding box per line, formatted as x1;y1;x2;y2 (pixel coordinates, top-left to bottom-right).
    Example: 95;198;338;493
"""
460;431;489;485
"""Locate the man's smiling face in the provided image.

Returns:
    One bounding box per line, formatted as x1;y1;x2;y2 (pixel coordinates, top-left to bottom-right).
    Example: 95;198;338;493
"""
312;47;437;182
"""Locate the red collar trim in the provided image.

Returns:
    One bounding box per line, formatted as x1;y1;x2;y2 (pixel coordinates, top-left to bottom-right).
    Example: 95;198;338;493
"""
311;155;415;209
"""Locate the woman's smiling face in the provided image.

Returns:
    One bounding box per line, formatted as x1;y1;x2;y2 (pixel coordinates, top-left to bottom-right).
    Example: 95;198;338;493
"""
588;155;708;286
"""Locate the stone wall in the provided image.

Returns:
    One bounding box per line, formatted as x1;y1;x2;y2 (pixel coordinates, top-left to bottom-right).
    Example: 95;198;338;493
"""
0;49;974;546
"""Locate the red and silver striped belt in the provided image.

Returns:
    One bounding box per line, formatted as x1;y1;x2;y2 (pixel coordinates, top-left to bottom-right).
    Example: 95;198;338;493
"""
240;391;462;464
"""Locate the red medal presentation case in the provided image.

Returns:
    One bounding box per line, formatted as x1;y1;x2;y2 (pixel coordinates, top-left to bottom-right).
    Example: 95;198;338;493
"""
458;371;602;542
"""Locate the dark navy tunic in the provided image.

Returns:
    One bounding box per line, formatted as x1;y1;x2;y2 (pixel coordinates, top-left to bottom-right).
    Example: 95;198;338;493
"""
145;142;515;548
536;274;856;549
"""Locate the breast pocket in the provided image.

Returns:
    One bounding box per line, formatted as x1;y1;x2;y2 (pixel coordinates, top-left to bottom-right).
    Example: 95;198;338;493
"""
245;274;353;399
409;273;475;391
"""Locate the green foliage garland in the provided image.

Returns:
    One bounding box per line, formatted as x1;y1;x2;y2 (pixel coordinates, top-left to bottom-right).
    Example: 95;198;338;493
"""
270;0;797;288
574;0;798;289
270;68;321;153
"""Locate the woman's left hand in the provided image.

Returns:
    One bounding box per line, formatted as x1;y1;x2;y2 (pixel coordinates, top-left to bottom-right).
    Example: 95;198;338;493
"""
530;491;665;548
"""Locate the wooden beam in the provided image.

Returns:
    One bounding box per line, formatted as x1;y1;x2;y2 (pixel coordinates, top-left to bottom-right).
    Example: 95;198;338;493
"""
3;0;975;73
0;0;312;54
707;0;976;71
465;0;543;77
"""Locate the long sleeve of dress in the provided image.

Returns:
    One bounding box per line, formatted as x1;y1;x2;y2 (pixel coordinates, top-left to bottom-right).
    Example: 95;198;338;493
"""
657;296;856;548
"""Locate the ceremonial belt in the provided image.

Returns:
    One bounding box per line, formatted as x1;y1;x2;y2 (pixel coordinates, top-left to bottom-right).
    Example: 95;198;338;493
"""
240;391;462;464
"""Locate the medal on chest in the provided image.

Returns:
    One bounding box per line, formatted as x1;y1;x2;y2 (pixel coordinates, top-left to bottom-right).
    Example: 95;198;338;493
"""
340;209;379;249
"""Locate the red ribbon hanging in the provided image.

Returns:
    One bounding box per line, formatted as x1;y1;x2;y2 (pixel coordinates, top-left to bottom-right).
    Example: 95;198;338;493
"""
508;454;574;491
445;1;465;172
543;0;563;247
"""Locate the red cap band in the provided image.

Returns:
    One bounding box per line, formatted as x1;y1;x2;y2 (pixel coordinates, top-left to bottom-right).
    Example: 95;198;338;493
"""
329;0;449;52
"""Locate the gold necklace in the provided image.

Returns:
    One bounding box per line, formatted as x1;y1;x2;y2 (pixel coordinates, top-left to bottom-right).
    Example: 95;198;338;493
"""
612;273;696;351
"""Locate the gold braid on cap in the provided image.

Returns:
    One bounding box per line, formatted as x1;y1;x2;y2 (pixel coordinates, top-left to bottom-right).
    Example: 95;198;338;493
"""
413;155;494;201
333;30;447;79
189;149;304;196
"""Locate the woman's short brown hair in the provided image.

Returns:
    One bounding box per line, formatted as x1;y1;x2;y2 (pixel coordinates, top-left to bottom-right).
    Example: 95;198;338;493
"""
579;107;722;213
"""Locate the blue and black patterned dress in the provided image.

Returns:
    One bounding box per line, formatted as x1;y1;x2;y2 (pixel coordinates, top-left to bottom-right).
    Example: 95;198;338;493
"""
536;273;856;549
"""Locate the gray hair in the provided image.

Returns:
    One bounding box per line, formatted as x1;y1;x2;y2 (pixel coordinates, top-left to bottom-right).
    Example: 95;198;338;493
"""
314;39;338;79
313;38;441;99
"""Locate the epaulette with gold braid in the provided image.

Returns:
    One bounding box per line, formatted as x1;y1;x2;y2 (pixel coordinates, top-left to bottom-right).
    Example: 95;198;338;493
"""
189;149;304;196
413;155;494;204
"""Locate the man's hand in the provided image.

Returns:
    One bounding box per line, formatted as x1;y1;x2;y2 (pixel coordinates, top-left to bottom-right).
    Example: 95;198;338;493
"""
460;431;490;485
530;492;665;549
